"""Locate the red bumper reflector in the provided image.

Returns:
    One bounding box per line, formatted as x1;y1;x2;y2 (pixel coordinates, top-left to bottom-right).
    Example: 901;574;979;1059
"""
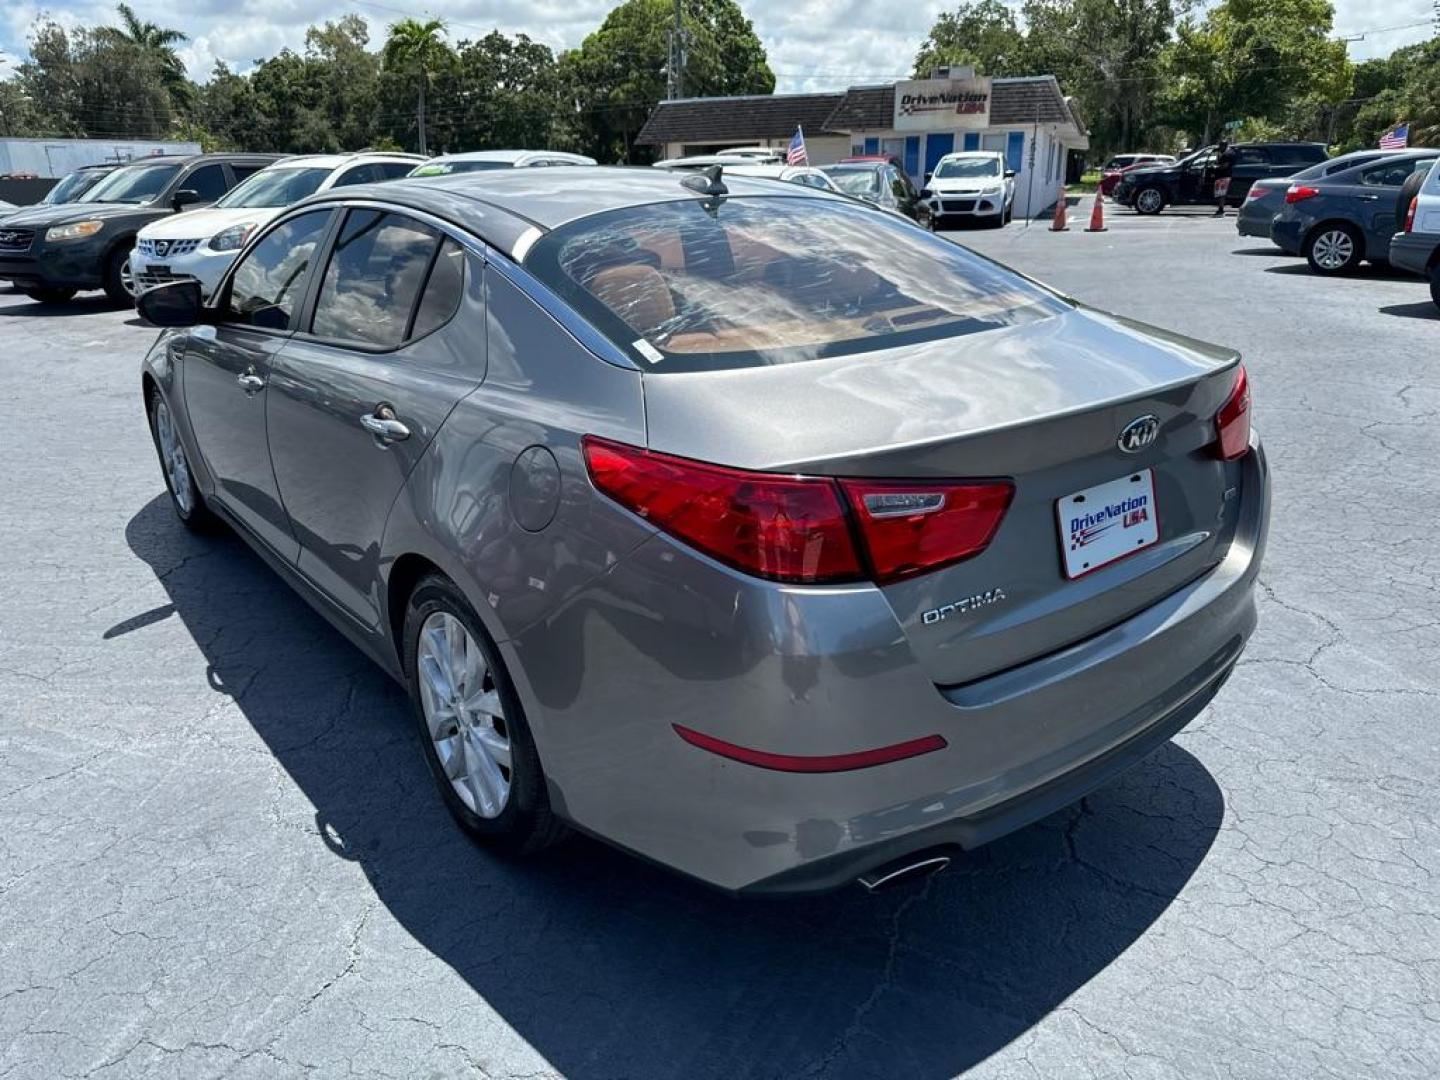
672;724;946;773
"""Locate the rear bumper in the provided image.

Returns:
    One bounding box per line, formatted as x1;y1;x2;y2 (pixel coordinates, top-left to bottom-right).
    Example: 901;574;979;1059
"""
1270;216;1305;255
1236;208;1276;238
1388;231;1438;278
516;437;1271;895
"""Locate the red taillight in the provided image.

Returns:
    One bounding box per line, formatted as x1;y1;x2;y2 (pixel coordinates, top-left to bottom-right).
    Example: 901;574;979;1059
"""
582;437;861;583
1214;365;1252;461
838;479;1013;584
1285;185;1320;204
1405;195;1418;233
582;437;1012;585
1246;186;1270;200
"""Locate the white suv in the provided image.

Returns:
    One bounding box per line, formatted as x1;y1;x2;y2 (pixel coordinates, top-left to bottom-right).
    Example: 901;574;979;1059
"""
1390;157;1440;311
130;153;422;296
922;150;1016;228
408;150;596;175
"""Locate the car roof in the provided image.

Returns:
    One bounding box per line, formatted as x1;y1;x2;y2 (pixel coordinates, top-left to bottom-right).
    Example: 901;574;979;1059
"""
430;149;595;164
110;153;284;167
266;152;424;170
295;165;830;257
938;150;1003;158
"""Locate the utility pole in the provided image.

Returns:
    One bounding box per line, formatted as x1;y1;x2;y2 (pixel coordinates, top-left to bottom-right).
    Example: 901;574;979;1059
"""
666;0;685;100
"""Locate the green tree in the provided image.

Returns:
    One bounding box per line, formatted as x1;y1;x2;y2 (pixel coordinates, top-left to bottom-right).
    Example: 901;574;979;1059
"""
426;32;567;153
382;18;451;155
1157;0;1352;144
18;18;174;138
101;3;192;112
561;0;774;162
912;1;1029;78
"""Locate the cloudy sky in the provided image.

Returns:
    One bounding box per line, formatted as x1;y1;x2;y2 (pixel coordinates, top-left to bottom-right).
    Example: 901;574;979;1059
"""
0;0;1433;92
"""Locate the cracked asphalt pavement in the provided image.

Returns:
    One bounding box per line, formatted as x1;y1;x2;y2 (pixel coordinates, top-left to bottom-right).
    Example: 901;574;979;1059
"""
2;209;1438;1079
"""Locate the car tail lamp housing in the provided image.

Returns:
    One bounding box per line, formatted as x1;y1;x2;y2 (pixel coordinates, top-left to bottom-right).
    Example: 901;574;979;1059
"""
582;437;1012;586
1246;186;1270;200
1213;365;1252;461
1405;195;1418;233
1285;184;1320;204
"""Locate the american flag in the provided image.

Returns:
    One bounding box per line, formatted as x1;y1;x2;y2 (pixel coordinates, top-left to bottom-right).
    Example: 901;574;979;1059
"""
1380;123;1409;150
786;126;808;166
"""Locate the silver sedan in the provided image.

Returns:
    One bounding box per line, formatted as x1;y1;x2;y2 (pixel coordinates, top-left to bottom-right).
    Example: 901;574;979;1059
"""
138;167;1268;894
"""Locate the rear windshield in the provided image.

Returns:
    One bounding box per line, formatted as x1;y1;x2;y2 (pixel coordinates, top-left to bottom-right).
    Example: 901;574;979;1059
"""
218;167;330;208
525;196;1065;372
411;160;511;176
934;158;1001;179
82;163;179;204
825;168;882;197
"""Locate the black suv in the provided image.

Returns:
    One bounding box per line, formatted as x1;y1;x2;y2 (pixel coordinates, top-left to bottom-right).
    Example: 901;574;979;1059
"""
0;153;279;304
1115;142;1328;215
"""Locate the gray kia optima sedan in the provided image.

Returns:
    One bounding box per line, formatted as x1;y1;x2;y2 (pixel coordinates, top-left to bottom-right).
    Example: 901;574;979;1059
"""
137;167;1268;895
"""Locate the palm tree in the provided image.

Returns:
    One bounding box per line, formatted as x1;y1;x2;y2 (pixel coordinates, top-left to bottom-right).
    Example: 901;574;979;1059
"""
104;4;190;109
383;18;448;155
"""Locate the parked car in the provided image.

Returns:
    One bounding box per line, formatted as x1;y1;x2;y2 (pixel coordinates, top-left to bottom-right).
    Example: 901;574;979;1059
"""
839;153;905;168
1099;154;1175;196
652;153;768;171
131;152;422;297
921;150;1015;228
136;166;1267;895
1115;142;1328;215
409;150;596;175
0;153;279;304
821;161;932;226
1388;157;1440;309
37;164;120;209
721;163;845;193
1236;151;1394;241
1270;148;1439;274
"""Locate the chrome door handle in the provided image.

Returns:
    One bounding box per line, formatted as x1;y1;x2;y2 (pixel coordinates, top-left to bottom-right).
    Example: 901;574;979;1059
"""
236;372;265;394
1358;194;1379;201
360;412;410;443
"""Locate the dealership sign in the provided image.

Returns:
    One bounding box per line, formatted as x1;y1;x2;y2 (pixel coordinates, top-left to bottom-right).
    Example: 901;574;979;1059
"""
893;77;993;131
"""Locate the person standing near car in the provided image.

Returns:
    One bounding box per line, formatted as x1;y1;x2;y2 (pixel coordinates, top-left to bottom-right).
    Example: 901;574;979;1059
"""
1213;140;1236;216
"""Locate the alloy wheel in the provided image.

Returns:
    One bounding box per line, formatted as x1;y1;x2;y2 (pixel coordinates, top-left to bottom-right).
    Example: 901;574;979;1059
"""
119;257;137;298
1136;189;1163;214
1312;230;1354;271
153;398;194;516
417;611;512;818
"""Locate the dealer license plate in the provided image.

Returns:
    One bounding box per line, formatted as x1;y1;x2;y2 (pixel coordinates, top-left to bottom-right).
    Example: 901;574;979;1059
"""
1057;469;1158;579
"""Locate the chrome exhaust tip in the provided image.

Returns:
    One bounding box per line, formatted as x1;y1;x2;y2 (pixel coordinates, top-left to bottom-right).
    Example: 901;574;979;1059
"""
857;854;951;893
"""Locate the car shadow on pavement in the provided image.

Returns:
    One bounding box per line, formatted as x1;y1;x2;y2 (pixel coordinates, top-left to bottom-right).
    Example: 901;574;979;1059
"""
0;293;122;317
1379;300;1438;320
119;494;1225;1080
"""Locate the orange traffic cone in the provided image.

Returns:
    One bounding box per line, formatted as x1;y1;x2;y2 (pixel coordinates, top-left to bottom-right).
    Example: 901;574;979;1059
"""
1050;196;1069;232
1085;194;1107;232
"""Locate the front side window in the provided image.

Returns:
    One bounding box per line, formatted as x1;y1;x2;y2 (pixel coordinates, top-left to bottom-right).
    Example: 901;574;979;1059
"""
934;158;1002;180
217;167;330;208
81;164;180;204
333;163;384;187
526;197;1065;372
225;210;332;330
310;210;440;347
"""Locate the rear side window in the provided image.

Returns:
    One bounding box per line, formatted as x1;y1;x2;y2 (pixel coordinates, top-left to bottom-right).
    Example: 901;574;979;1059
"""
1272;144;1327;165
376;162;415;180
1360;160;1431;187
184;164;229;201
525;197;1065;372
1233;148;1270;165
230;163;268;183
411;240;466;338
225;210;332;330
310;210;441;347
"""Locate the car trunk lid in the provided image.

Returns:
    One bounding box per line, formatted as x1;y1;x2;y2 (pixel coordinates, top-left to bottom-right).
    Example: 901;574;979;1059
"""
641;306;1245;685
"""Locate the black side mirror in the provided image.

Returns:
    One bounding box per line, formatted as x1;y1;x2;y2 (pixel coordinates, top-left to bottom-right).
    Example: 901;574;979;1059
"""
171;189;202;212
924;171;933;182
137;279;205;326
1005;169;1017;179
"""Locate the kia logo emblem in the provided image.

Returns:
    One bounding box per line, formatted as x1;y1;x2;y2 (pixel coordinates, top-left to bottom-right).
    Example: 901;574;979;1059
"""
1117;415;1161;453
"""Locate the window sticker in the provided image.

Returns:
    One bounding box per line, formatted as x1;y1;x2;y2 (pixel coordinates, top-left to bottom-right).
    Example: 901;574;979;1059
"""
632;338;664;365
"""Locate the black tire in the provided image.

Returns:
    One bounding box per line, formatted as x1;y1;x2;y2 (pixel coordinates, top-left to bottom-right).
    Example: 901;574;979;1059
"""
1396;169;1424;230
1134;186;1167;215
146;386;217;532
1429;264;1440;313
23;286;77;304
1004;201;1014;225
403;574;567;855
103;242;136;305
1304;222;1364;275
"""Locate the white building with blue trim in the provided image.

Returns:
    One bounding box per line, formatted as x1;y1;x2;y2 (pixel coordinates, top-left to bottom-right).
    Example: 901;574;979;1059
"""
636;71;1088;219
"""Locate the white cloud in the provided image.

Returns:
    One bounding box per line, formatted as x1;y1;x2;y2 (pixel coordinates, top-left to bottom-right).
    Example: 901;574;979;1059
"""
0;0;1432;89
